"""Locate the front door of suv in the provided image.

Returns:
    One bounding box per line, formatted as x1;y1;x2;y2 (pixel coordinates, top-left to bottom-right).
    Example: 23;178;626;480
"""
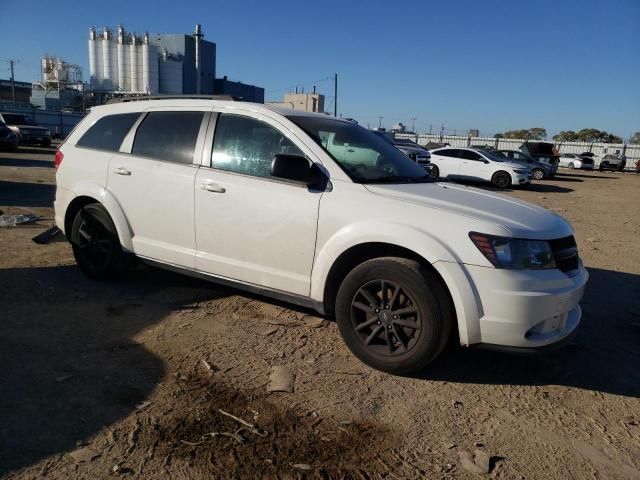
194;112;322;296
107;109;210;269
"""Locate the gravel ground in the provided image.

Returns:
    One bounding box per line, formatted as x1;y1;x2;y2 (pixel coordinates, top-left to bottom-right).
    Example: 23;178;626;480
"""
1;146;639;479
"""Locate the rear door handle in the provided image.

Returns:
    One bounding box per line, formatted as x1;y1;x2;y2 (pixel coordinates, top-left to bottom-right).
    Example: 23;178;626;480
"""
113;167;131;176
201;183;226;193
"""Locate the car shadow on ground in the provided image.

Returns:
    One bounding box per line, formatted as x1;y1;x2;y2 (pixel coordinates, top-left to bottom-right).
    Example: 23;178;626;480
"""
0;180;56;208
557;172;618;180
419;267;640;399
0;265;230;475
0;156;54;168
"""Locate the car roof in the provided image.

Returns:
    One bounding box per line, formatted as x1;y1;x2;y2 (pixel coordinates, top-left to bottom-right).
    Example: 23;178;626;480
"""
96;97;344;122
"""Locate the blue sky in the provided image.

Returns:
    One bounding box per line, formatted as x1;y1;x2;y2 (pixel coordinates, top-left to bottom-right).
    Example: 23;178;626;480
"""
1;0;638;137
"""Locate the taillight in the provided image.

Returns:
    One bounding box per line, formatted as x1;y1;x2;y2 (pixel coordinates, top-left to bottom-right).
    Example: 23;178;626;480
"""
54;150;64;169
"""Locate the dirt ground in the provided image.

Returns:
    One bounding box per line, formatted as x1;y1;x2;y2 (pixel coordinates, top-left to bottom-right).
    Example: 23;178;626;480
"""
1;146;639;480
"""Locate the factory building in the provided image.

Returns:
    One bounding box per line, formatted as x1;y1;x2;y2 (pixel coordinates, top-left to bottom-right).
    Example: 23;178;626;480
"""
88;24;215;95
268;90;325;113
214;76;264;103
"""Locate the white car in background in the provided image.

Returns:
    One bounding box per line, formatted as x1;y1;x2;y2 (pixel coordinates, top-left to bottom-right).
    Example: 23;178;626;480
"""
429;147;532;189
558;153;592;170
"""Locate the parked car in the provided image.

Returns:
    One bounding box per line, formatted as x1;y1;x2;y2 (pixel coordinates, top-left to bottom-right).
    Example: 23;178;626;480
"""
496;149;554;180
0;112;52;147
425;141;450;150
429;146;532;188
0;122;19;151
558;153;593;170
598;153;626;172
372;132;431;171
635;159;640;174
520;142;559;174
54;97;587;374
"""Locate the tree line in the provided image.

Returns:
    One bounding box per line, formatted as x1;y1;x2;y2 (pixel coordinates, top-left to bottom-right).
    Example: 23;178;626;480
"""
493;128;640;144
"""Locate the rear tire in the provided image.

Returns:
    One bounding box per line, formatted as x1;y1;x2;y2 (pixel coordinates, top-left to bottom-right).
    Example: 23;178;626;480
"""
491;171;511;189
532;168;544;180
335;257;453;374
568;162;575;169
69;204;127;280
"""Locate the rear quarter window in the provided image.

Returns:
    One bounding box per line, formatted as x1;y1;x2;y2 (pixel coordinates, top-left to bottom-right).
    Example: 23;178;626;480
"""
76;113;141;152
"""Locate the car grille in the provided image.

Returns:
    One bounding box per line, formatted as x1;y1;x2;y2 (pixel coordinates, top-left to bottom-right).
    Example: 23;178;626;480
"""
549;236;580;274
415;155;430;165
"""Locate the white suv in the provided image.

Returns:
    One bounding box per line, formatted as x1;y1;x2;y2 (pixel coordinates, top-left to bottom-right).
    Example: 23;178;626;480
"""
430;147;532;188
54;97;588;374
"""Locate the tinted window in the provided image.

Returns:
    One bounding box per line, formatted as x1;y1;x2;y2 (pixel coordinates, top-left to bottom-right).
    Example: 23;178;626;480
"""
77;113;140;152
212;114;304;178
460;150;482;161
2;113;34;125
132;111;204;163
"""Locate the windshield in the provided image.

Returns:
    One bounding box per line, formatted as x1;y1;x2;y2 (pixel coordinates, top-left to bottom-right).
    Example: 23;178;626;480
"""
287;116;432;183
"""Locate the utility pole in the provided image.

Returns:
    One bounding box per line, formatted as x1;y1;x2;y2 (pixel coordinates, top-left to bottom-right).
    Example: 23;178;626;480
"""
8;60;17;108
377;116;383;129
411;117;416;134
333;73;338;117
429;124;433;135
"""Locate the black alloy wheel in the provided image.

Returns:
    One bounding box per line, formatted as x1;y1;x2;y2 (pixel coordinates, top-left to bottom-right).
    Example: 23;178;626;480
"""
491;171;511;189
350;279;421;356
70;204;127;280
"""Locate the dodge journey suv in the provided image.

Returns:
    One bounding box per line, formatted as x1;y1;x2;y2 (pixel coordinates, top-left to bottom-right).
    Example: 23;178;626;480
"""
54;97;588;374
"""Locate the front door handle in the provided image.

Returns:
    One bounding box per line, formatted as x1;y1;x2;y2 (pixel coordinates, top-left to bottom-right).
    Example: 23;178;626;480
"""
113;167;131;176
201;183;226;193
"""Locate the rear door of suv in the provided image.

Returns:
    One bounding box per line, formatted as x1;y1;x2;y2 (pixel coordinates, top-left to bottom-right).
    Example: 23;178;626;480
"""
107;107;211;269
194;111;322;296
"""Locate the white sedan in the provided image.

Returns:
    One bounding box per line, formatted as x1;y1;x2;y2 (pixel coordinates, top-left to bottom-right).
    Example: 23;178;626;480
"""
558;153;591;170
429;147;532;189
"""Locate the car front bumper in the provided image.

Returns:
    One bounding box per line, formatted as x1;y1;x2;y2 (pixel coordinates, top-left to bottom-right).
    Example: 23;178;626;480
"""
462;262;588;349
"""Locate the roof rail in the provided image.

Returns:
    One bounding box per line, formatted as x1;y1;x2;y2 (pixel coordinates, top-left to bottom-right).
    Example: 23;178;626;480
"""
106;94;238;104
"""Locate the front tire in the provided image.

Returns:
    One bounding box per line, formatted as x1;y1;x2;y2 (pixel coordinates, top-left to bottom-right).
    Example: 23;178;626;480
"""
491;171;511;189
335;257;453;374
430;165;440;179
69;204;127;280
568;162;575;169
532;168;544;180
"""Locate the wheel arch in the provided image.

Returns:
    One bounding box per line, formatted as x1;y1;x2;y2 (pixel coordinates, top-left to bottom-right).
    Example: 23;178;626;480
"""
317;241;467;343
63;186;134;251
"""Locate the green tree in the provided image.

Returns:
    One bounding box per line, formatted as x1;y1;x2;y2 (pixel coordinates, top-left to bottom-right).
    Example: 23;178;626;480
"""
494;133;504;139
553;130;578;142
575;129;623;143
501;128;547;140
629;131;640;144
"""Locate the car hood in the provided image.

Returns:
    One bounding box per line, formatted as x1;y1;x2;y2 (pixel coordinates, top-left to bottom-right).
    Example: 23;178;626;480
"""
364;181;572;239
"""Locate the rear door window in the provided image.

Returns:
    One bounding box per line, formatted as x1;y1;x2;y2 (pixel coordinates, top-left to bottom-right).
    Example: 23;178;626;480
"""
77;113;141;152
132;111;205;164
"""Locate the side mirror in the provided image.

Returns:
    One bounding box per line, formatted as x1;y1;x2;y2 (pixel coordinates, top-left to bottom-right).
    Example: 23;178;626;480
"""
483;160;490;164
271;154;313;185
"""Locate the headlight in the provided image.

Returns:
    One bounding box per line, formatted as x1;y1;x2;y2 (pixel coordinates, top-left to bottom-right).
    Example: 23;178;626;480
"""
469;232;556;269
513;169;528;174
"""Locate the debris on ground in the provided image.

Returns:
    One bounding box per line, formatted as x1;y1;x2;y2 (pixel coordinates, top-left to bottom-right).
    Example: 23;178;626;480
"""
302;316;325;328
459;449;492;475
0;213;38;228
293;463;313;471
55;374;74;383
32;225;61;244
69;447;100;464
267;366;295;393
